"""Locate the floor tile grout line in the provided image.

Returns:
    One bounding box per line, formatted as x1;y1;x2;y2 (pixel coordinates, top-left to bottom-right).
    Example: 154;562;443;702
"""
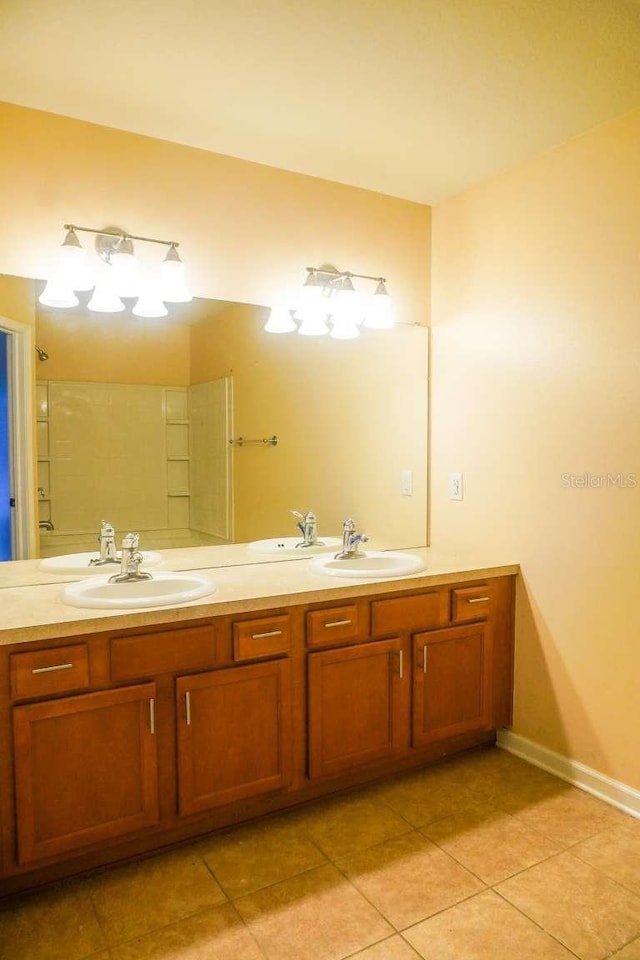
490;885;584;960
568;844;640;900
85;899;242;952
493;843;640;907
338;931;406;960
85;883;116;955
415;819;563;889
394;887;493;936
602;932;640;959
214;859;335;904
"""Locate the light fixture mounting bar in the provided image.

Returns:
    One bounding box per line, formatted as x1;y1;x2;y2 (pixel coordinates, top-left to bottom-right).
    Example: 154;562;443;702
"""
306;266;386;283
64;224;179;249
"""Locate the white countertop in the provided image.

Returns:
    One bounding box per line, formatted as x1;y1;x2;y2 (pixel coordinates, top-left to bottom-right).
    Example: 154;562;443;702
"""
0;546;519;646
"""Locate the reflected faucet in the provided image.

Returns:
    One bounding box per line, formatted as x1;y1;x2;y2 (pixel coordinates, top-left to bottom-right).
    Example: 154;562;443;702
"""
89;520;120;566
291;510;324;548
334;517;368;560
38;519;54;531
109;533;153;583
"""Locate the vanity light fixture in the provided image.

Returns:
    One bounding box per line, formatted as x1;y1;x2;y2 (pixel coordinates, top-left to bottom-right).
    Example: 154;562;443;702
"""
264;266;393;337
39;224;192;318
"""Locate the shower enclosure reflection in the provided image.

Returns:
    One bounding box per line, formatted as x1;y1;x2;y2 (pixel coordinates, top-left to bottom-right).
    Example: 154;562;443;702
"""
37;376;232;557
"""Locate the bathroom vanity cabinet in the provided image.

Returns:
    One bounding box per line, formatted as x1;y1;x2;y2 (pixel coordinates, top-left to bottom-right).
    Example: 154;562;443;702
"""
0;573;514;896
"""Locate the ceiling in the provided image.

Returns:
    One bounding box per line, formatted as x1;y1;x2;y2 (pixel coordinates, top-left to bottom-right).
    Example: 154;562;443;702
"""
1;0;640;204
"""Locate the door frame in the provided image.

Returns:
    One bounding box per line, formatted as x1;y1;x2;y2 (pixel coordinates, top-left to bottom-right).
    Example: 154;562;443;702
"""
0;315;36;559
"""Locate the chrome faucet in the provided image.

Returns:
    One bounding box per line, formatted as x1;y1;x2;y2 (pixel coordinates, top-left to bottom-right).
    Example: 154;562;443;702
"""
108;533;153;583
291;510;325;548
89;520;119;566
38;519;55;531
334;517;368;560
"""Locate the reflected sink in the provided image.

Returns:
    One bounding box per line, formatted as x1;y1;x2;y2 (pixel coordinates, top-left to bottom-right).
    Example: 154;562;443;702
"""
62;571;215;609
310;550;427;579
40;551;163;576
248;536;342;557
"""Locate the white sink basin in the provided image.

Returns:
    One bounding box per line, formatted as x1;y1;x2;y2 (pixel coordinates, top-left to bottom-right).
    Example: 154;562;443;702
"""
40;551;162;576
310;550;427;579
248;536;342;557
62;571;215;609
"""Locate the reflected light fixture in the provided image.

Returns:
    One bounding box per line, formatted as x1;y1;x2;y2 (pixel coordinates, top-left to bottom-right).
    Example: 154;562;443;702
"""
264;265;393;337
264;306;297;333
39;224;192;318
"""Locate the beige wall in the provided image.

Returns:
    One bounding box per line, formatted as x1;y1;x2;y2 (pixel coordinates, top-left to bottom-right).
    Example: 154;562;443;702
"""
430;108;640;788
0;275;35;330
0;101;430;325
36;304;191;386
191;303;428;545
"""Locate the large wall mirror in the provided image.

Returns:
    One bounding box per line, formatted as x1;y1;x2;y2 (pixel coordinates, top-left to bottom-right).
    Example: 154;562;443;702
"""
1;275;428;569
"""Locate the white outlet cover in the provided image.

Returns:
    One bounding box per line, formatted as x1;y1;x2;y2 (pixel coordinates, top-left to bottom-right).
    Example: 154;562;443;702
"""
449;472;463;500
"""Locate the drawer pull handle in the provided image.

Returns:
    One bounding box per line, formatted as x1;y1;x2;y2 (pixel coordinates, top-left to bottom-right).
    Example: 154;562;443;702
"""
466;597;490;604
149;698;155;735
398;649;404;680
324;619;352;628
185;690;192;726
31;662;74;675
422;645;428;673
251;630;282;639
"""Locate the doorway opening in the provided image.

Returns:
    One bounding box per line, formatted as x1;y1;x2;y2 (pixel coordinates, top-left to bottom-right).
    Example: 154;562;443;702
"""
0;332;10;559
0;318;36;560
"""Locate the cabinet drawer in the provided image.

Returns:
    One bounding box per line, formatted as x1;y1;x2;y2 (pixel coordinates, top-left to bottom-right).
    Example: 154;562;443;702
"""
10;644;89;700
452;585;495;623
307;605;360;648
371;592;447;637
233;615;291;662
111;625;217;681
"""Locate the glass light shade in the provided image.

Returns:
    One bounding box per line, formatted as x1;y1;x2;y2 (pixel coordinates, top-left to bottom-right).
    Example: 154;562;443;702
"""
331;277;361;324
363;281;393;329
110;249;138;297
162;246;192;303
330;318;360;340
38;279;79;309
58;241;94;292
264;306;297;333
297;312;329;336
297;274;324;312
133;292;168;318
87;281;125;313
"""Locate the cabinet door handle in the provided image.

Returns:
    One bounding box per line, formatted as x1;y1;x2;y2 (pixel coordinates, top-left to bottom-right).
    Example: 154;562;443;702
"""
398;649;404;680
467;596;490;604
251;630;282;639
149;698;156;735
185;690;191;726
31;662;73;675
422;645;428;673
324;619;352;628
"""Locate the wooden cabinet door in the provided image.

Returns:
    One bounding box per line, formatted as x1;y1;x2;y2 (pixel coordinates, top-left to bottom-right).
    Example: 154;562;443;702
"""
412;624;491;746
13;683;159;865
176;660;292;817
308;638;406;779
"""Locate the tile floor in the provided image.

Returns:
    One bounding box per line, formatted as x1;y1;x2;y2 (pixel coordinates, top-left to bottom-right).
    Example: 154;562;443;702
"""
2;746;640;960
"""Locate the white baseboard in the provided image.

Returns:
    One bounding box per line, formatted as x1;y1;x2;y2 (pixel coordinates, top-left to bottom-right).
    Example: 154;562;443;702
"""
497;729;640;820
